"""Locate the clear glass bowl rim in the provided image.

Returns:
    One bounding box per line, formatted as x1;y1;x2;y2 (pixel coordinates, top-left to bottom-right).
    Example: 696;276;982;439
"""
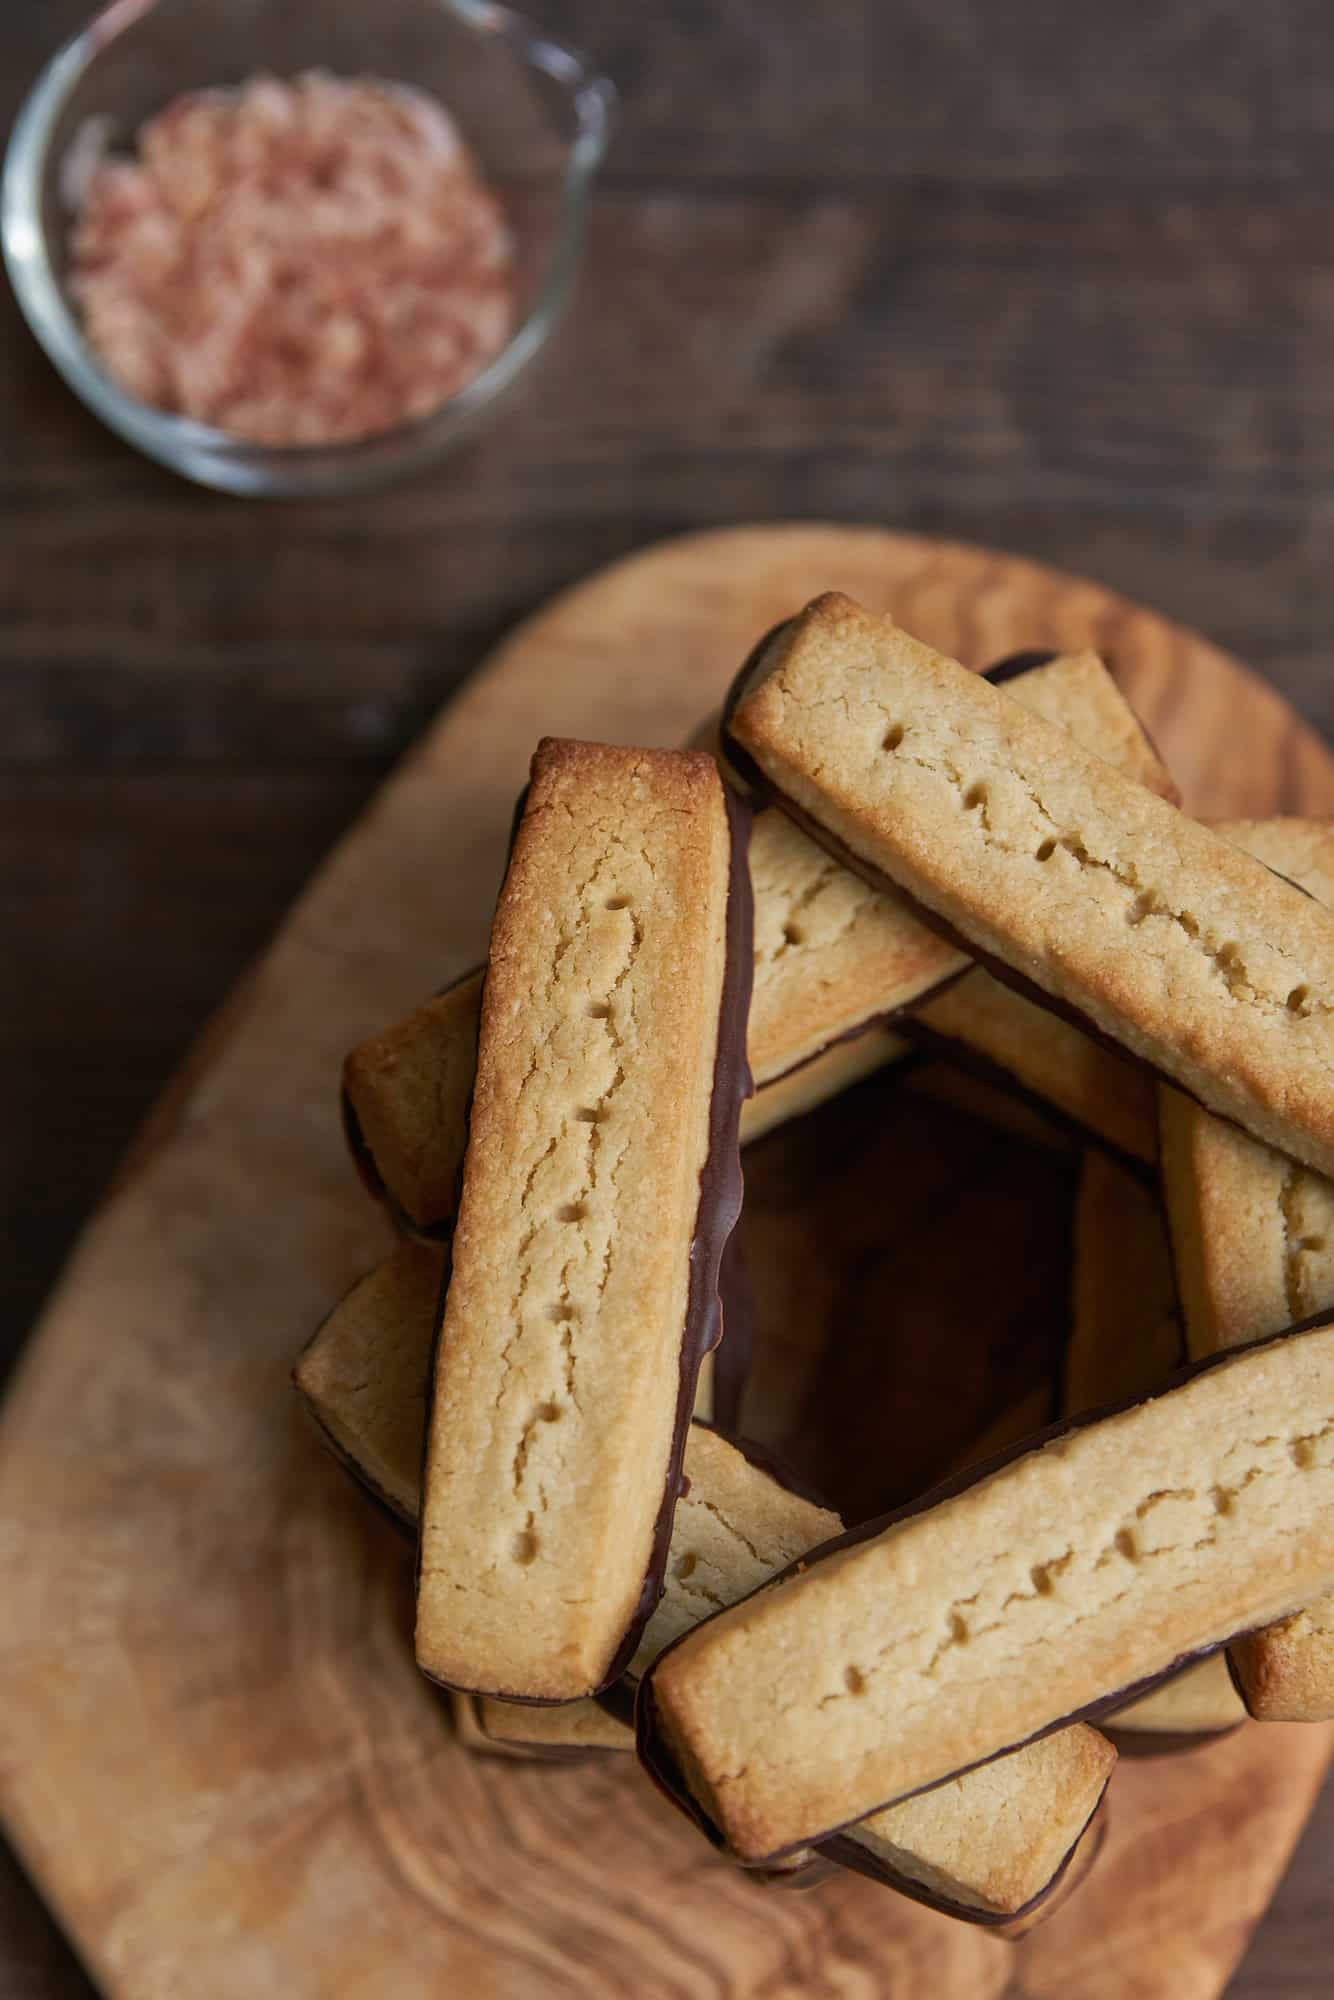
1;0;615;496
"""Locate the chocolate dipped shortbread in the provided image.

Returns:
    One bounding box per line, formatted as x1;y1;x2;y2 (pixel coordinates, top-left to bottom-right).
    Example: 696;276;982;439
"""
726;594;1334;1180
296;1254;1111;1922
344;647;1177;1234
415;741;752;1701
1160;818;1334;1720
642;1315;1334;1864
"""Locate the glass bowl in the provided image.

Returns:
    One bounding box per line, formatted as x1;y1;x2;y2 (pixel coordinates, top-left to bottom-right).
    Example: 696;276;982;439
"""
2;0;614;496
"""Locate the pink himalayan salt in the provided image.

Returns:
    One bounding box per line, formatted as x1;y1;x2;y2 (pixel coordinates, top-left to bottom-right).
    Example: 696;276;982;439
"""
68;71;515;447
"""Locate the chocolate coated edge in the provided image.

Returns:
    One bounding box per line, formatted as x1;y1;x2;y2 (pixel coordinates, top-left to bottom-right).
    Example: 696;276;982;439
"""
1105;1722;1243;1757
635;1669;1110;1925
637;1306;1334;1862
711;1229;755;1436
593;784;756;1691
821;1775;1112;1928
417;776;756;1704
596;1425;842;1728
472;1703;625;1764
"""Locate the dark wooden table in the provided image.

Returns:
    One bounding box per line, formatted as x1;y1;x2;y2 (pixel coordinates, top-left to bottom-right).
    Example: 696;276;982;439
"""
4;2;1334;1992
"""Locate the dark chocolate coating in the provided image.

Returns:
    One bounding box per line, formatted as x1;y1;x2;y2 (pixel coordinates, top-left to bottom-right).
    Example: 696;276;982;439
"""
637;1307;1334;1862
591;784;756;1692
637;1665;1109;1926
712;1228;756;1436
1104;1723;1243;1757
417;774;756;1704
595;1425;840;1729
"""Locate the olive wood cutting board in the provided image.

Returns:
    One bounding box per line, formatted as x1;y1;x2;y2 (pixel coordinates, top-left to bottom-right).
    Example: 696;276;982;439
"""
3;525;1334;2000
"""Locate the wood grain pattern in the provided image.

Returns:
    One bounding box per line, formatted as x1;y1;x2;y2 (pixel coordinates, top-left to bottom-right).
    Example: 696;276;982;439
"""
1;526;1332;2000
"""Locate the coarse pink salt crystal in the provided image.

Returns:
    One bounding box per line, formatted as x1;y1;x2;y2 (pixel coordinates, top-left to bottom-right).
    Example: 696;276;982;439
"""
67;72;516;446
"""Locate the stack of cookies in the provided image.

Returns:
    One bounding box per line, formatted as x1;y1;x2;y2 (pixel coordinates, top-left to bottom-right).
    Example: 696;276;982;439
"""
295;595;1334;1931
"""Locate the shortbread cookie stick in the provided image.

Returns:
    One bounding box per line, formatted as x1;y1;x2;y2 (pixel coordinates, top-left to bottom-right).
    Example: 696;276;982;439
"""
343;973;483;1237
943;1371;1242;1753
1160;818;1334;1721
1067;1151;1245;1739
740;640;1175;1150
296;1261;1111;1921
470;1694;632;1758
294;1239;443;1527
1108;1657;1245;1741
295;1245;633;1759
901;648;1169;1169
629;1432;1112;1924
627;1428;1114;1927
416;741;753;1701
822;1728;1112;1927
450;1691;629;1760
1162;820;1334;1359
642;1315;1334;1864
345;649;1173;1233
293;1257;779;1686
727;594;1334;1179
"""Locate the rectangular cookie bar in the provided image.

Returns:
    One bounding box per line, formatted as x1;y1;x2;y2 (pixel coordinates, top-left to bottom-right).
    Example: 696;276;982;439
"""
345;649;1174;1233
296;1252;1111;1920
295;1245;635;1758
1067;1150;1245;1738
1107;1656;1244;1739
293;1238;443;1527
472;1694;632;1758
416;740;752;1701
450;1691;630;1760
1162;820;1334;1358
641;1431;1112;1925
642;1314;1334;1863
898;643;1172;1168
824;1726;1112;1925
343;973;483;1236
1160;818;1334;1720
727;594;1334;1180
